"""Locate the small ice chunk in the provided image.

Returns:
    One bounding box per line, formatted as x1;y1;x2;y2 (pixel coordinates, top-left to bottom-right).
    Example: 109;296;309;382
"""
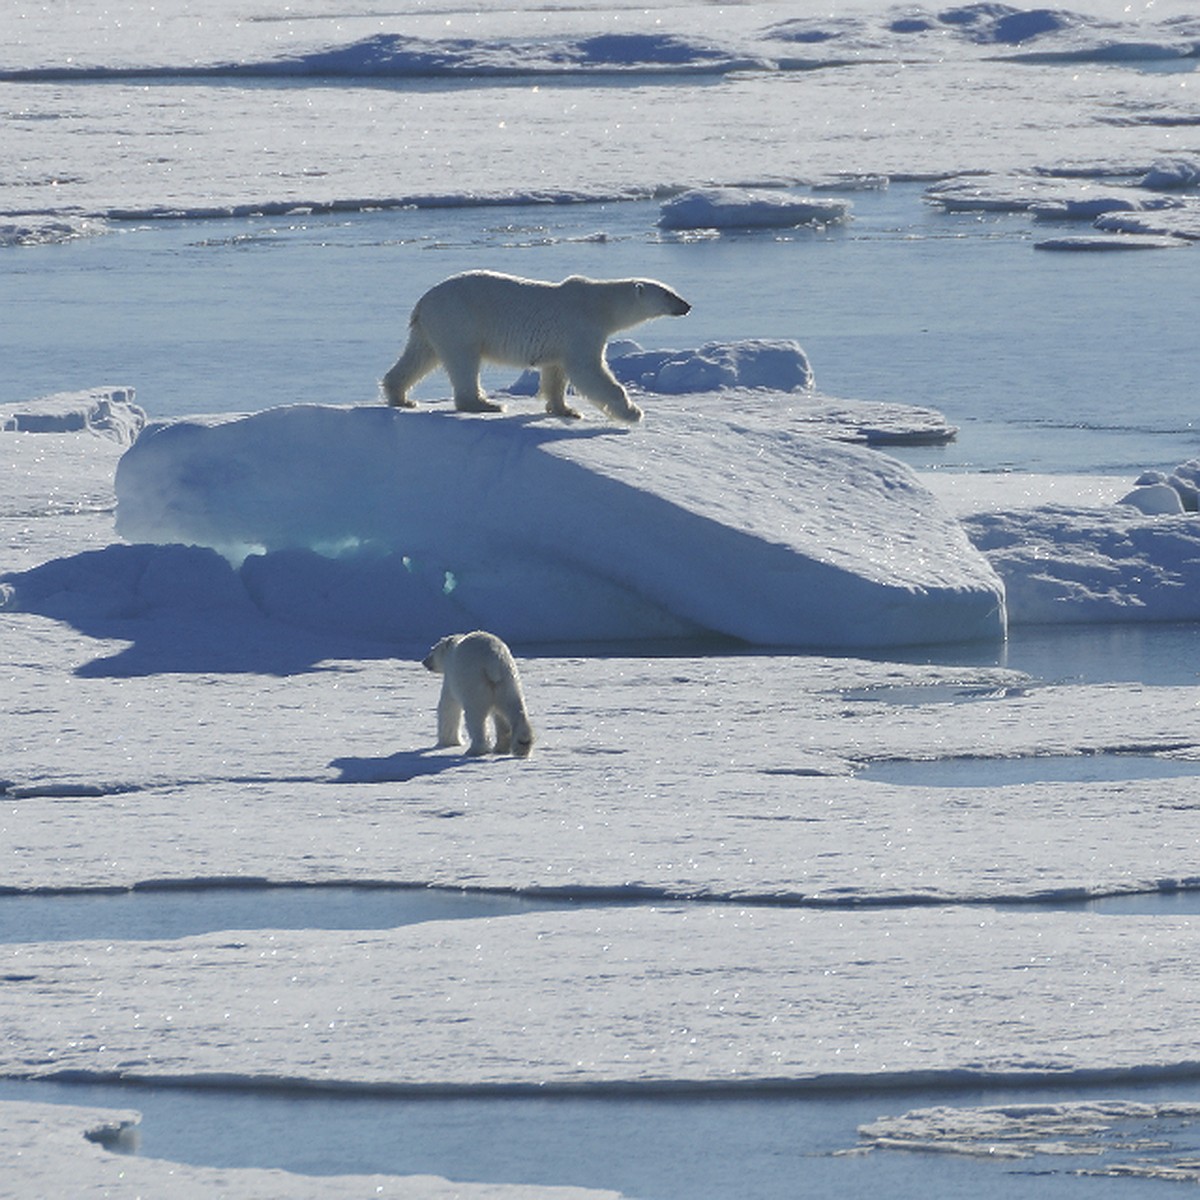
1139;157;1200;188
1;388;145;445
1033;234;1186;251
1169;460;1200;510
506;339;814;396
658;187;851;231
1117;483;1185;515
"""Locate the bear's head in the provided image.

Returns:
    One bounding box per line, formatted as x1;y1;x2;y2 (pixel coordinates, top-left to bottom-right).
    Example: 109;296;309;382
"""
421;634;461;674
633;279;691;318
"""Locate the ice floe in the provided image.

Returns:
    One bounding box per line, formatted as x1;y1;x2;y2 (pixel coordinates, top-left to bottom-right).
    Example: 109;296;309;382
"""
0;1099;616;1199
0;216;107;248
506;338;816;397
107;398;1003;649
963;476;1200;624
1;387;145;444
1094;202;1200;240
928;170;1200;244
4;602;1200;901
657;188;852;232
858;1100;1200;1182
6;907;1200;1089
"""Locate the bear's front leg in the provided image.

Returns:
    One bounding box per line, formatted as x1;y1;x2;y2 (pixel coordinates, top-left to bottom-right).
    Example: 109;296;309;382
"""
436;687;465;748
564;355;643;424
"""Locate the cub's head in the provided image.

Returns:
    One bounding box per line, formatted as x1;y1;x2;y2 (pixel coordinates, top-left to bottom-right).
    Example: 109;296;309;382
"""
632;278;691;318
421;634;462;674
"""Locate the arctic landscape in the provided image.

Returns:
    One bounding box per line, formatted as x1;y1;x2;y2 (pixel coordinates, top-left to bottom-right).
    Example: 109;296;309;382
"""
4;0;1200;1196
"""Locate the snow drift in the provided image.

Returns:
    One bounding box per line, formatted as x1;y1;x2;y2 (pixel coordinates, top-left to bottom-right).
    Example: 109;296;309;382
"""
113;400;1005;649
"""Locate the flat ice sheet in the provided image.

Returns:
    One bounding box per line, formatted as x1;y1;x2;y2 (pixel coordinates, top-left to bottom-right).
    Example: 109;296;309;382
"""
3;615;1199;902
4;907;1200;1089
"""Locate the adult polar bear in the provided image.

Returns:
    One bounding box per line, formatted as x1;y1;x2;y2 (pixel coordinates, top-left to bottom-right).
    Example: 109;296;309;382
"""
382;270;691;423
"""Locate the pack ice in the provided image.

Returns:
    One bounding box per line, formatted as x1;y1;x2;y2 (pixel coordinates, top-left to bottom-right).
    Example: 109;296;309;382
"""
114;396;1006;649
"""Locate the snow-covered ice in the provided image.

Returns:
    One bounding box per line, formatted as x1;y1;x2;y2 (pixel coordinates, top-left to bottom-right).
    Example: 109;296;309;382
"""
7;1;1200;227
509;339;818;398
964;498;1200;624
6;907;1200;1090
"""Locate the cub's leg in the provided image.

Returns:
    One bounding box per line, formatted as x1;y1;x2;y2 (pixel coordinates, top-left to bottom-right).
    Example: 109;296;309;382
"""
563;353;643;424
436;687;465;748
382;324;439;408
539;363;581;420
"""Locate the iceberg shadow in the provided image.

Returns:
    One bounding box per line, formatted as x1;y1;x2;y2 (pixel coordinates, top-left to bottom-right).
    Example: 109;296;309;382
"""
0;542;414;678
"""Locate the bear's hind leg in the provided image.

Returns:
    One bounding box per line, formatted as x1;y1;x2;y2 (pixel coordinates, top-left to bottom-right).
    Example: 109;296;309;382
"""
463;707;492;756
382;324;439;408
564;354;643;424
539;363;581;420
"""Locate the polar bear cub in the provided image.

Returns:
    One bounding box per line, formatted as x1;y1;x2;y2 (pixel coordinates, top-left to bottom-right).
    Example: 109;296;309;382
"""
423;630;535;757
382;270;690;423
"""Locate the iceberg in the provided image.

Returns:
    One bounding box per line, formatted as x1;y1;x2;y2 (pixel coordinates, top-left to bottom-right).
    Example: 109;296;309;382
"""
113;400;1005;649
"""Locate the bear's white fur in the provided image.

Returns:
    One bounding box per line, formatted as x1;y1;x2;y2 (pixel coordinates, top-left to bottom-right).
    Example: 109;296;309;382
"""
382;270;690;423
422;630;535;757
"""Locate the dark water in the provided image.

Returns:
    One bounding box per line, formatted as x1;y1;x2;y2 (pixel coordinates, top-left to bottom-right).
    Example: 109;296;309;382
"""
5;184;1199;476
4;1072;1199;1199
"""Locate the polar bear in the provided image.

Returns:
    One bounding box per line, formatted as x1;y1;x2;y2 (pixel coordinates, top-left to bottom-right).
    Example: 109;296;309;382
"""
422;630;535;757
382;270;690;423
